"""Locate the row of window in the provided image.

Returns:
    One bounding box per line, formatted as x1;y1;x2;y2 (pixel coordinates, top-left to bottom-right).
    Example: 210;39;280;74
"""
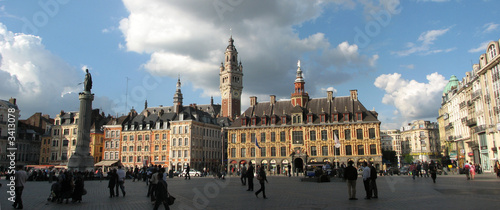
230;129;377;144
122;145;167;152
105;130;121;138
120;155;149;163
230;144;377;158
242;112;364;126
52;128;77;136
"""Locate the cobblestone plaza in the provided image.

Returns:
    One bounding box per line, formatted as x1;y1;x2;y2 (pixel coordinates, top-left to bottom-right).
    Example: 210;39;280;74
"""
1;174;499;209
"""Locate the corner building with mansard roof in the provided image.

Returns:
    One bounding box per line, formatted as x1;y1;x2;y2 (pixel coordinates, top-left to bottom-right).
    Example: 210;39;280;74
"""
226;63;382;174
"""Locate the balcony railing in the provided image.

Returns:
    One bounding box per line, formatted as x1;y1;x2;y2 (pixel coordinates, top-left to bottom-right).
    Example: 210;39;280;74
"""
466;118;477;127
475;125;486;133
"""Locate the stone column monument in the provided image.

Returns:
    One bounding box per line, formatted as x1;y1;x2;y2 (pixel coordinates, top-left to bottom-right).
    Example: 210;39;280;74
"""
68;69;95;172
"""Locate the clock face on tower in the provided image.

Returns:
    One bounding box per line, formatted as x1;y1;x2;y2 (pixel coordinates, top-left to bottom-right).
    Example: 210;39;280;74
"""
233;90;240;97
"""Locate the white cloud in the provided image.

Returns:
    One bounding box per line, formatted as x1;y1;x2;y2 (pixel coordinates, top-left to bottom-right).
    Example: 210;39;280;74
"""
119;0;380;106
393;28;452;56
483;22;499;33
374;72;447;120
0;23;114;117
400;64;414;69
468;41;489;53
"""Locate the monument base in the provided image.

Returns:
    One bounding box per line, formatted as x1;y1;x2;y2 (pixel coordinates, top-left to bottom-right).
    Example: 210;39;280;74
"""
67;154;95;172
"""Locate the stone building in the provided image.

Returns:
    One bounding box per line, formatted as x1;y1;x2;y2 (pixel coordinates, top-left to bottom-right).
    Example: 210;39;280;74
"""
400;120;440;162
227;62;382;175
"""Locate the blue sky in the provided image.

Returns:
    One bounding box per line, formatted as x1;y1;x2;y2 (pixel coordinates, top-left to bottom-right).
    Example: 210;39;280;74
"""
1;0;499;129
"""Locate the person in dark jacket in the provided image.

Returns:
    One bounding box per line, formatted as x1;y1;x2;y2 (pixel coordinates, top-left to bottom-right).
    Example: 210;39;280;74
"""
429;160;437;183
343;161;358;200
246;163;255;191
369;162;378;198
108;169;117;198
72;172;85;203
255;165;268;199
154;172;170;210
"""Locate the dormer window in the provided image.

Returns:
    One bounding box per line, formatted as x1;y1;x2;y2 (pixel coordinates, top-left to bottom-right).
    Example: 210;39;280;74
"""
262;117;267;125
356;112;363;121
146;124;150;130
292;114;302;124
343;113;349;122
281;116;287;125
332;114;338;122
241;118;247;126
251;118;257;126
320;114;326;123
139;124;143;130
307;115;313;123
271;116;276;125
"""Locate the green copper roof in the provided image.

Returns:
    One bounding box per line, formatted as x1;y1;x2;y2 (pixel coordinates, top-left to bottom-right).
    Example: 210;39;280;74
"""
443;75;459;94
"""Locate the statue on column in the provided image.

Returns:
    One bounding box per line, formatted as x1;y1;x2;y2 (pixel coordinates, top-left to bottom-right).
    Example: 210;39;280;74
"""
84;69;92;92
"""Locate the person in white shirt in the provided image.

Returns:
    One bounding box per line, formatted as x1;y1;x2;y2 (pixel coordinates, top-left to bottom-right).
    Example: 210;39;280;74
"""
13;165;28;209
116;166;126;197
362;162;371;199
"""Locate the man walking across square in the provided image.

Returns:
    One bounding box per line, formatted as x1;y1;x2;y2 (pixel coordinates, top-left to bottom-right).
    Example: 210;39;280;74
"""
13;165;28;209
246;163;255;191
369;162;378;199
240;164;247;185
116;165;126;197
362;162;371;200
343;161;358;200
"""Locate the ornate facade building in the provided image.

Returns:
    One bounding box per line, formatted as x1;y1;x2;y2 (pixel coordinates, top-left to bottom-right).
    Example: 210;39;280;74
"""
227;63;382;174
400;120;440;162
439;38;500;172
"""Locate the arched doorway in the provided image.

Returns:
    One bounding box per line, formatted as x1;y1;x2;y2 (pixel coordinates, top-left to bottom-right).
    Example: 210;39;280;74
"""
294;158;304;174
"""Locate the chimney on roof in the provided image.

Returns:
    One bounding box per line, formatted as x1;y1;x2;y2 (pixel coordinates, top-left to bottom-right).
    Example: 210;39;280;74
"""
60;110;65;116
327;91;333;102
350;90;358;101
250;96;257;106
9;97;16;105
270;95;276;105
211;96;214;105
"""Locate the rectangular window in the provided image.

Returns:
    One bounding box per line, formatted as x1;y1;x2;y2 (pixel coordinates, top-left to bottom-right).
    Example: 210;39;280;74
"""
122;156;127;162
280;146;286;156
281;116;286;124
311;146;317;156
322;146;328;156
310;130;316;141
231;134;236;143
155;134;159;140
308;115;313;123
271;132;276;142
369;128;376;139
162;145;166;151
370;144;377;155
356;129;363;140
251;133;256;143
184;150;187;157
137;156;141;162
345;145;352;155
321;130;327;140
241;133;246;143
345;129;351;140
241;148;246;157
261;132;266;143
163;134;167;140
64;129;69;135
320;115;325;122
358;145;364;155
292;131;303;144
138;135;143;141
155;145;159;151
271;147;276;156
357;113;362;121
130;135;134;141
129;156;133;162
261;147;266;157
129;146;134;151
251;118;256;126
162;155;166;161
333;114;338;121
335;147;340;156
251;148;255;157
122;146;127;152
137;146;141;151
333;129;339;139
344;113;349;121
280;131;286;142
123;136;127;141
172;151;176;158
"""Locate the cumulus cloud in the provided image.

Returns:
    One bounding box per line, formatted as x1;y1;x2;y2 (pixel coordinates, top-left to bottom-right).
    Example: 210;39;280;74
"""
374;72;447;120
393;28;454;56
118;0;380;105
0;23;114;118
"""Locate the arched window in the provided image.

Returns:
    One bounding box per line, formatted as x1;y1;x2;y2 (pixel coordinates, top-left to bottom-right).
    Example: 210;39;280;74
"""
172;138;176;146
489;44;497;60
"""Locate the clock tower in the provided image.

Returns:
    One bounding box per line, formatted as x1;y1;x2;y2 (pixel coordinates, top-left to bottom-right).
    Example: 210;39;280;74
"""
220;36;243;120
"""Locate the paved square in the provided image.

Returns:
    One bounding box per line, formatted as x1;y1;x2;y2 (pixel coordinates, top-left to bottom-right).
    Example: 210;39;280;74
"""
1;173;499;209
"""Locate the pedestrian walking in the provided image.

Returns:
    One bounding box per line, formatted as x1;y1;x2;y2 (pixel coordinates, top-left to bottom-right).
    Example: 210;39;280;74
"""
255;165;268;199
470;162;476;180
13;165;28;209
108;169;117;198
288;164;291;177
148;168;159;202
240;164;247;186
153;172;170;210
429;160;437;183
423;161;429;177
362;162;371;200
416;162;422;177
495;161;500;178
369;162;378;199
410;163;417;180
343;161;358;200
72;172;85;203
185;164;191;180
246;163;255;191
116;166;126;197
464;161;471;180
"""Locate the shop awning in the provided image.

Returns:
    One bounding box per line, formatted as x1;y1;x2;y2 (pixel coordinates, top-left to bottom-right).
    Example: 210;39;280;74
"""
94;160;119;167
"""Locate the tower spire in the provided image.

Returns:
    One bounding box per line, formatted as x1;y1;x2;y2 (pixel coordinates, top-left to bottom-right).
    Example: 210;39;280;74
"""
291;59;308;107
173;75;183;113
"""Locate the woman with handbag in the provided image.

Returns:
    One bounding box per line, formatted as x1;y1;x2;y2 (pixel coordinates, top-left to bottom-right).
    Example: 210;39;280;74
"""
255;165;268;199
154;169;173;210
